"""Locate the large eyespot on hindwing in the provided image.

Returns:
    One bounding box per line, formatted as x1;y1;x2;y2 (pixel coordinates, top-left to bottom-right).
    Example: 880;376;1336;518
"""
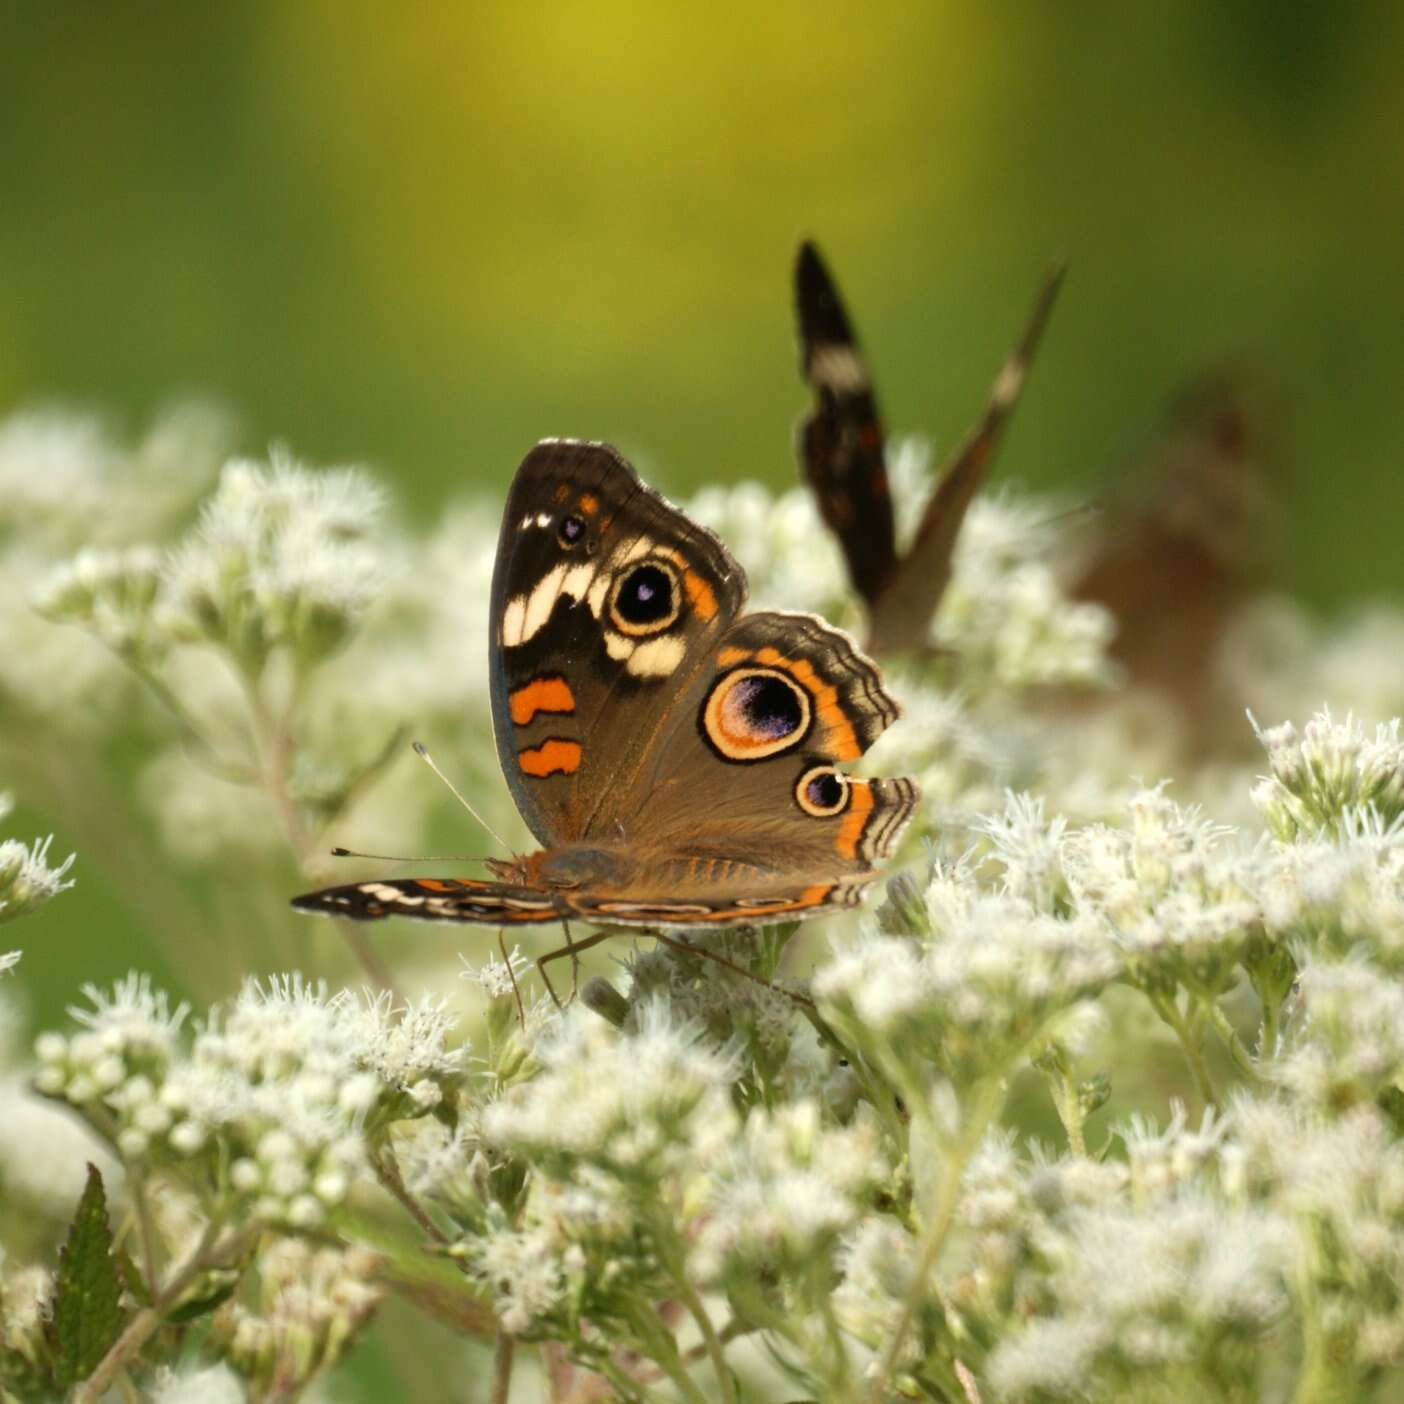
795;763;850;816
701;666;812;761
607;558;682;637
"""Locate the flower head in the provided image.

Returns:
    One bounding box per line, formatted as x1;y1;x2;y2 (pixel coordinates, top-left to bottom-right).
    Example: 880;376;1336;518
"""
0;833;75;925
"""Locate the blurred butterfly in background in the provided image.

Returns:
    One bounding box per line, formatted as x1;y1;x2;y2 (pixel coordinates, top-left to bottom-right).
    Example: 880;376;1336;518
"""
794;239;1065;655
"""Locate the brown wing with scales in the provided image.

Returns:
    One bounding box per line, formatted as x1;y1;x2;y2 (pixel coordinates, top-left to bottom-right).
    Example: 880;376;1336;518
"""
488;439;747;848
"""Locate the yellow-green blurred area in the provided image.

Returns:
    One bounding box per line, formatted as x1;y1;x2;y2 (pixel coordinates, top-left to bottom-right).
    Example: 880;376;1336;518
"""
4;3;1404;1010
3;3;1402;598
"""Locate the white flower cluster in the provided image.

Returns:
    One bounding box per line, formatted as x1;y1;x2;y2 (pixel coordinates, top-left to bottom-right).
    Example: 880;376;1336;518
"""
0;405;228;725
987;1192;1289;1399
1277;956;1404;1109
816;875;1119;1079
211;1238;383;1396
1268;811;1404;969
1061;785;1263;983
483;1001;735;1179
33;446;386;682
1234;1099;1404;1370
1253;708;1404;841
33;974;463;1227
937;495;1116;692
160;451;386;671
689;1099;883;1285
684;479;852;621
31;544;165;659
0;1251;54;1378
0;831;76;927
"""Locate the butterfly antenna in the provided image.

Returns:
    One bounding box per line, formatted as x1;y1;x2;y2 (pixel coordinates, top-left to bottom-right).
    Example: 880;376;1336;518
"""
329;846;493;864
412;741;512;853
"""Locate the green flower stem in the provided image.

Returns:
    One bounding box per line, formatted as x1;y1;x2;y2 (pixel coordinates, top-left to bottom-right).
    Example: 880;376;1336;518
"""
1147;989;1218;1108
865;1074;1008;1404
240;665;400;996
1202;1001;1267;1084
1258;994;1283;1064
672;1274;738;1404
1044;1061;1089;1157
129;1168;163;1294
128;659;256;785
1287;1228;1348;1404
628;1304;711;1404
373;1146;452;1248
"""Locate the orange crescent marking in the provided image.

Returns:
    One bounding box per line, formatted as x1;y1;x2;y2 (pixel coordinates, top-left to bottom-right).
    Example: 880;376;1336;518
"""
509;675;577;726
834;779;875;859
414;879;460;893
718;646;748;666
664;550;719;621
752;647;861;761
518;738;582;778
682;569;718;620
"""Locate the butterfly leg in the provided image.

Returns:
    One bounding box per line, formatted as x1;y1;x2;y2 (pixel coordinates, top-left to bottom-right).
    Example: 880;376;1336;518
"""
647;930;816;1010
562;918;582;1003
536;928;614;1010
497;930;526;1028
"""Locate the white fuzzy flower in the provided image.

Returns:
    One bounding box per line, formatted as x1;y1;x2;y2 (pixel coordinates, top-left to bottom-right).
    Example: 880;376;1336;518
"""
970;790;1069;911
462;945;527;1001
39;973;459;1224
0;951;18;975
162;450;385;667
32;544;164;655
1252;708;1404;841
685;479;851;619
817;874;1119;1075
213;1239;382;1391
0;832;76;924
988;1194;1289;1398
1278;956;1404;1107
149;1364;246;1404
690;1100;883;1284
1061;785;1263;978
484;1001;736;1177
937;495;1116;692
473;1219;569;1335
832;1216;922;1363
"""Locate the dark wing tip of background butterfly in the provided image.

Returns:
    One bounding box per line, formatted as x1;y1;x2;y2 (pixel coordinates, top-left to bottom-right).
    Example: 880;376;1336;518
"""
1017;259;1069;365
793;239;856;350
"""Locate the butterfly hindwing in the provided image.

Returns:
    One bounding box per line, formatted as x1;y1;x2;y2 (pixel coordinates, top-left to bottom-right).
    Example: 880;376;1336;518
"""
628;607;917;884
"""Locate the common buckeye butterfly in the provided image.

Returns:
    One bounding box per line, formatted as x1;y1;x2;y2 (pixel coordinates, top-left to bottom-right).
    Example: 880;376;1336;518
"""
292;440;917;938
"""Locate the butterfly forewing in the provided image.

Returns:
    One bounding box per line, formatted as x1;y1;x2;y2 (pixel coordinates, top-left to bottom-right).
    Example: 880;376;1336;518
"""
487;440;746;848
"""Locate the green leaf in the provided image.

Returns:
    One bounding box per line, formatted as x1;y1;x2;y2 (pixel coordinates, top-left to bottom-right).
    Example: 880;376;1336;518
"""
118;1247;153;1307
163;1274;239;1323
47;1163;125;1388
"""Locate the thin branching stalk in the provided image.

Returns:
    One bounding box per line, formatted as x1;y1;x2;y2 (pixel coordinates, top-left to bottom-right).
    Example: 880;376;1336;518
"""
491;1332;516;1404
865;1075;1009;1404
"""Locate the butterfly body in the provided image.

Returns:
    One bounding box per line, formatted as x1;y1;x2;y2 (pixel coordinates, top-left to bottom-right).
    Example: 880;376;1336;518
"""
293;439;916;930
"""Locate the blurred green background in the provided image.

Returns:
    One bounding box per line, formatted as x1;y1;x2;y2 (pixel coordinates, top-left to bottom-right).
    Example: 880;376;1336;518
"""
5;1;1404;1027
4;3;1402;597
